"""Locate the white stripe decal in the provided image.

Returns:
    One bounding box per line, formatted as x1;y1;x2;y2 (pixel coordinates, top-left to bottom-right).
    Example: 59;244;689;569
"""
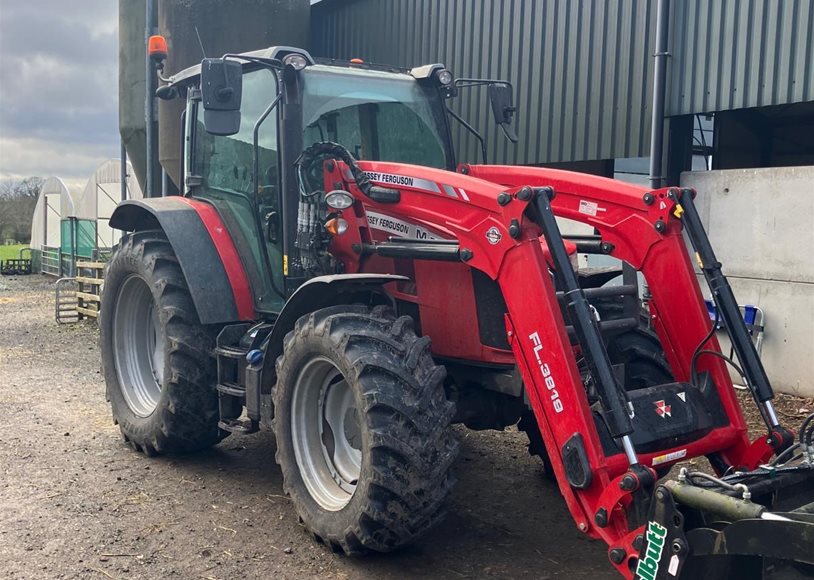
363;171;441;194
366;210;445;241
346;169;471;203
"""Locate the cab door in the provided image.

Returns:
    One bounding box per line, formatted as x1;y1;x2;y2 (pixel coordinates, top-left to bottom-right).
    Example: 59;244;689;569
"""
185;68;285;313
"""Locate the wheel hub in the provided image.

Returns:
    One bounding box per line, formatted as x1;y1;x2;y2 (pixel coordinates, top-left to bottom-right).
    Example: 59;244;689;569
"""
292;357;362;511
112;275;164;417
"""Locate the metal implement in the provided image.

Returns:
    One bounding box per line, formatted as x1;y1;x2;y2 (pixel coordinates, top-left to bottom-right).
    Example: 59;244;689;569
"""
531;187;636;454
639;464;814;580
0;258;32;276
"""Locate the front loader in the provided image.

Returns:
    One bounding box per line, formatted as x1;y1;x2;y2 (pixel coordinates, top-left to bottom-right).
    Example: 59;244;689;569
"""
102;44;814;579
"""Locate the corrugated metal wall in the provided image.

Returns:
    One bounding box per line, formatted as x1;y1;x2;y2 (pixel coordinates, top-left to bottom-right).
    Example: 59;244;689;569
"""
312;0;658;165
312;0;814;164
668;0;814;116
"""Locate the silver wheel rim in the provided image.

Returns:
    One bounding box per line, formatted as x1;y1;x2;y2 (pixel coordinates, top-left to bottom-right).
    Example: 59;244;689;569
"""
291;357;362;511
112;274;165;417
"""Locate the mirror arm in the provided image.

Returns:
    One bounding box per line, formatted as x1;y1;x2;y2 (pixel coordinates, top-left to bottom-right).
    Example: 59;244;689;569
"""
155;65;172;84
445;106;488;164
454;78;515;92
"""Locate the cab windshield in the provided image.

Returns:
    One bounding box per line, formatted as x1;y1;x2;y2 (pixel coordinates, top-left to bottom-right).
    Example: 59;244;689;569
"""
301;65;450;169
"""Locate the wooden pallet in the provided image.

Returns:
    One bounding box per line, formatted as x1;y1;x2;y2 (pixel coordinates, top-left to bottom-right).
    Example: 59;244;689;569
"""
55;261;105;323
75;261;104;319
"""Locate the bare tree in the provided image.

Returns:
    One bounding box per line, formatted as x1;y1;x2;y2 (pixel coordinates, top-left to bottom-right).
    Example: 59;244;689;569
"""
0;177;43;243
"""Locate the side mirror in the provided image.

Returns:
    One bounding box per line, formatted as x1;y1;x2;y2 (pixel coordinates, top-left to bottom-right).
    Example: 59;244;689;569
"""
488;83;518;143
201;58;243;136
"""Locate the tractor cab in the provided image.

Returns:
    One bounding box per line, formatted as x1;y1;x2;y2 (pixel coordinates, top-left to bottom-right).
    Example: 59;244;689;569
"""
157;46;515;313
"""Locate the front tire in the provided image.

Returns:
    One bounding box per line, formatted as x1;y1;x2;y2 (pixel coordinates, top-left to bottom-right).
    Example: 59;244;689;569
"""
592;299;673;389
100;231;225;455
273;305;458;555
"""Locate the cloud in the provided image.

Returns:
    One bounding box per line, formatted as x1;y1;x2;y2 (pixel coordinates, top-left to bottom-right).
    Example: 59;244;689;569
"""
0;0;119;180
0;135;114;185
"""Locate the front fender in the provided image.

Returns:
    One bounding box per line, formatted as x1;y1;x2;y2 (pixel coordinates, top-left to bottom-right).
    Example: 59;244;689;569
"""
260;274;407;392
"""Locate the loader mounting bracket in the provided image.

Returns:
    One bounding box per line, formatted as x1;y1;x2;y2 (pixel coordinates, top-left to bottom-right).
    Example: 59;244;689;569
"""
634;485;688;580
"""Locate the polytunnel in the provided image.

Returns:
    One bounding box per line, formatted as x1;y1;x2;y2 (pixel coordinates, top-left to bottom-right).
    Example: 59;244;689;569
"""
75;159;143;249
29;177;81;275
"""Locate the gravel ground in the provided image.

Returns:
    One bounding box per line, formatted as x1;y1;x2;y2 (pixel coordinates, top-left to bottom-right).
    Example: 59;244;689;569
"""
1;275;811;580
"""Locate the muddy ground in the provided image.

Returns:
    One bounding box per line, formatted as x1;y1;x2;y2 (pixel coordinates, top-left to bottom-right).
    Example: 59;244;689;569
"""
1;275;811;580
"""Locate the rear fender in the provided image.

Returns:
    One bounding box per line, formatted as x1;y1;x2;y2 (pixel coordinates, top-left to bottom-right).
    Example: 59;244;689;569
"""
110;198;255;324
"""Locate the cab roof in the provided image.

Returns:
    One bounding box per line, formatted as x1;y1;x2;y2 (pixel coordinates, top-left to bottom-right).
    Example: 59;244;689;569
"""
167;46;442;88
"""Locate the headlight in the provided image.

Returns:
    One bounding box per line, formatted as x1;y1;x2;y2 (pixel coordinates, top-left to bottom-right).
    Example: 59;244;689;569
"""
325;189;354;210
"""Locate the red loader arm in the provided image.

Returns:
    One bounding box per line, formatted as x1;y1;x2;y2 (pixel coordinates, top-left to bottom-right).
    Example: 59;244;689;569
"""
322;158;779;578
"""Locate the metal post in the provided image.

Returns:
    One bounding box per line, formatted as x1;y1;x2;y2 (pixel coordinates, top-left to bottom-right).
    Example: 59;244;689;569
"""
145;0;157;197
69;217;77;277
120;140;128;201
161;168;168;197
648;0;671;189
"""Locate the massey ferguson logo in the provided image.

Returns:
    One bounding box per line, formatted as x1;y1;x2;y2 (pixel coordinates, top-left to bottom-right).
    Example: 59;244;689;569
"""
654;400;672;418
485;226;502;245
635;521;668;580
529;332;564;413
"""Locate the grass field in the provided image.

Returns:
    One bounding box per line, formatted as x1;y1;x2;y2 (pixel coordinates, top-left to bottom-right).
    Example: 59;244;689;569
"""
0;244;28;261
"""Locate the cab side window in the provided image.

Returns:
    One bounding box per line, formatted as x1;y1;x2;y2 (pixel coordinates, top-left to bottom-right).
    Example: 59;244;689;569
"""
195;68;279;199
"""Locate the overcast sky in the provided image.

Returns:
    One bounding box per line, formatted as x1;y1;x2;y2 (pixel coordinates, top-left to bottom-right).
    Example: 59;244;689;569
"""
0;0;118;186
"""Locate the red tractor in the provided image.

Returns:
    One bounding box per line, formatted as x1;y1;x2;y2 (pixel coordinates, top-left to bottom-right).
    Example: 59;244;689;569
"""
102;45;814;579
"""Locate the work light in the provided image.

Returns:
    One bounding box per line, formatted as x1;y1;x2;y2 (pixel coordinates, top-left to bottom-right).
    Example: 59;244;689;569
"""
436;69;453;86
283;53;308;71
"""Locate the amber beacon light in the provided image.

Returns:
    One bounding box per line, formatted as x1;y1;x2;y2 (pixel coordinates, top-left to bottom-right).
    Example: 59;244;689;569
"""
148;35;168;62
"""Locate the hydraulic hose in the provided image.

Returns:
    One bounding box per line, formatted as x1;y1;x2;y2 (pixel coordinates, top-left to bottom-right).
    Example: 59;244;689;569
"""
296;142;399;203
664;480;765;521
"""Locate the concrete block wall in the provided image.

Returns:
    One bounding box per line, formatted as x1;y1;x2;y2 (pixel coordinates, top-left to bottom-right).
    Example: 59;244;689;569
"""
681;166;814;397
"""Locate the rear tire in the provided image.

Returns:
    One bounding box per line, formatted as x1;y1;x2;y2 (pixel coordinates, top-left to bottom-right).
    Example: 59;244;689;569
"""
100;231;226;455
273;305;458;555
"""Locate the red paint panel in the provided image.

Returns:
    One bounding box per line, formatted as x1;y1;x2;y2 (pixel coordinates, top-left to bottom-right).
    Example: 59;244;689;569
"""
176;197;255;321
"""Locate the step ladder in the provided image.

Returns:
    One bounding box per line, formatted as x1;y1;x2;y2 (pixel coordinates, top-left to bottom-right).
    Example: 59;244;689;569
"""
55;278;79;324
214;322;274;434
